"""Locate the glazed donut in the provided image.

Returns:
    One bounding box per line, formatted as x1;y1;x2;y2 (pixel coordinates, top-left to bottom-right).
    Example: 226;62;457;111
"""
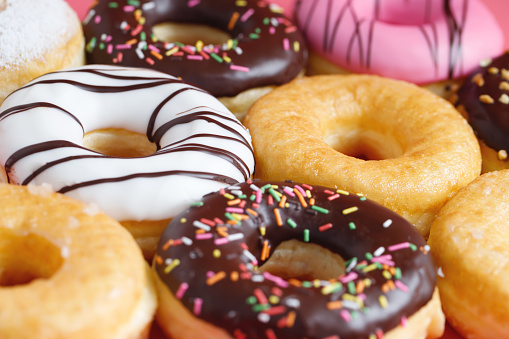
295;0;504;97
243;74;481;237
429;169;509;338
0;183;156;339
0;0;85;105
82;0;308;120
0;65;255;258
153;180;444;339
452;52;509;173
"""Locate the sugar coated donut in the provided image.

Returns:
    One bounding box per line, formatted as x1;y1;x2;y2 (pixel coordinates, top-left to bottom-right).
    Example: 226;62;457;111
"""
83;0;308;120
153;180;444;339
0;0;85;105
429;169;509;338
453;52;509;173
243;74;481;237
0;65;255;257
295;0;504;97
0;183;156;339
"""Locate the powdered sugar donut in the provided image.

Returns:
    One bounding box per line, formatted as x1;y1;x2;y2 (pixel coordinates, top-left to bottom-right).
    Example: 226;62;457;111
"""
0;0;85;105
0;65;255;257
295;0;504;97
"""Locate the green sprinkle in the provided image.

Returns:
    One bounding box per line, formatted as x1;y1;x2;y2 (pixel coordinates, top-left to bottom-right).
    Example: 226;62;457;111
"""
394;267;402;280
302;281;313;288
359;196;367;201
249;194;256;201
252;304;271;312
127;0;140;6
140;31;146;41
99;42;105;50
347;281;356;294
238;194;247;199
246;296;257;304
224;212;236;221
303;229;310;242
255;27;261;33
311;205;329;214
409;243;418;251
348;222;356;230
249;33;260;39
210;52;223;63
365;253;373;260
263;17;270;25
174;41;185;47
287;218;297;229
268;187;281;202
321;282;342;295
86;37;97;53
351;311;359;319
108;2;119;8
190;201;204;207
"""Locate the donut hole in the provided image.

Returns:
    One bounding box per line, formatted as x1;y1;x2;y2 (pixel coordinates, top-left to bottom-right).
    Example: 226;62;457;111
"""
83;128;157;158
259;239;346;281
0;230;63;286
325;129;404;160
152;22;231;46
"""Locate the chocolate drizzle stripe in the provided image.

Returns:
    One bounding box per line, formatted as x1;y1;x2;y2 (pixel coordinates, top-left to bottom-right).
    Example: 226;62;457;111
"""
57;170;239;194
0;102;83;129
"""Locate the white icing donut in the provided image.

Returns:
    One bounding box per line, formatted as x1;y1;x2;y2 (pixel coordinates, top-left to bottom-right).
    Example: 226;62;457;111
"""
0;65;255;223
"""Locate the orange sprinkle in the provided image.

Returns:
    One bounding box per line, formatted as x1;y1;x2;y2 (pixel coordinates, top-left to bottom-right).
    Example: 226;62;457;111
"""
154;255;163;265
162;238;174;251
261;240;270;261
309;197;315;206
207;271;227;286
228;12;240;30
227;219;239;225
274;208;283;226
286;311;296;328
246;208;258;216
150;50;163;60
125;38;138;45
356;280;365;294
230;271;239;281
279;195;287;208
293;188;308;208
326;300;343;310
288;279;302;287
227;199;241;206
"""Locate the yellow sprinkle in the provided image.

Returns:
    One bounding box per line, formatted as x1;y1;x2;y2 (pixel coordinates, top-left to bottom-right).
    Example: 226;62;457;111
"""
213;249;221;258
139;17;146;25
480;94;495;104
379;295;389;308
342;206;359;215
293;41;300;52
223;193;235;200
269;295;280;304
165;46;179;56
227;39;234;50
362;264;378;273
195;40;204;52
306;190;312;198
223;55;232;63
382;270;392;280
164;259;180;274
259;226;266;236
235;1;247;7
180;218;187;223
337;189;350;195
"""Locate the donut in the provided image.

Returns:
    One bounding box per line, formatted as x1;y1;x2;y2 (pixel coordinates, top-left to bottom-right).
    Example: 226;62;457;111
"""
0;183;156;339
428;169;509;338
82;0;308;120
294;0;504;97
452;52;509;173
153;180;444;339
0;64;255;258
243;74;481;237
0;0;85;105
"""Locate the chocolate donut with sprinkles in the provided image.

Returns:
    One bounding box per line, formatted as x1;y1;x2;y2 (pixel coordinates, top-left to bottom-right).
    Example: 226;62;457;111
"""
153;180;445;339
82;0;308;120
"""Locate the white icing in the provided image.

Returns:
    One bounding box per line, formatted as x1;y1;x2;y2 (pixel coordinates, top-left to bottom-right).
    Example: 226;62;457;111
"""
0;0;78;69
0;65;255;222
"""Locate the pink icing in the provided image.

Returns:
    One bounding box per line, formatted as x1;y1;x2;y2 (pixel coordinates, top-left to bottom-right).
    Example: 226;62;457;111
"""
295;0;505;84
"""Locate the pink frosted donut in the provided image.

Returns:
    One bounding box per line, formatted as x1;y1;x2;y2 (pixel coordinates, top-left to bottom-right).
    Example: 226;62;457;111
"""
295;0;504;94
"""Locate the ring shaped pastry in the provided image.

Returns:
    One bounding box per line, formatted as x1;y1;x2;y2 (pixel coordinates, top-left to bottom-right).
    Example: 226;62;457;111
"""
0;183;156;339
243;74;481;237
0;65;255;257
153;180;444;339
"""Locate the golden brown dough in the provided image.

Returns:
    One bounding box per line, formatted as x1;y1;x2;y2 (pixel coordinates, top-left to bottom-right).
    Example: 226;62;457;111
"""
0;183;156;339
429;170;509;338
243;74;481;237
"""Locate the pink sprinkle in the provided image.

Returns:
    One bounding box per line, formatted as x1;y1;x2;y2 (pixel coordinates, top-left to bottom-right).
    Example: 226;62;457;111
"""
283;187;295;197
181;46;195;54
388;242;410;252
193;298;203;315
302;184;313;190
188;0;200;7
107;44;113;54
327;194;340;201
229;64;250;72
256;189;263;203
175;282;189;299
226;207;244;214
340;272;358;283
241;8;255;22
105;35;113;42
294;184;306;197
395;280;409;292
187;55;204;61
220;188;226;195
145;57;154;65
200;218;216;227
94;15;101;24
123;5;135;12
263;271;289;288
400;316;408;327
214;237;229;245
115;44;132;50
131;24;143;37
206;271;215;278
285;26;297;33
148;44;160;53
340;309;352;322
283;38;290;51
269;26;276;34
195;233;213;240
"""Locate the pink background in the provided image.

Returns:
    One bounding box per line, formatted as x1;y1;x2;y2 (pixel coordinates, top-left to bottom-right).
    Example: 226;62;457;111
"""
64;0;505;338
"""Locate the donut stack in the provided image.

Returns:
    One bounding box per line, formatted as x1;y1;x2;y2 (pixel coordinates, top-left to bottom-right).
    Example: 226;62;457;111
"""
0;0;508;338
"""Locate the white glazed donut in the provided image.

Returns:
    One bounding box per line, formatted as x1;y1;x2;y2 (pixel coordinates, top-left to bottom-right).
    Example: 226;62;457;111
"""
0;65;255;257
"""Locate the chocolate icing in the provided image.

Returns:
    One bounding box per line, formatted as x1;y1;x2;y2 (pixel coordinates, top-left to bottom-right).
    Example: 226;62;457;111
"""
154;180;437;338
83;0;308;97
456;52;509;153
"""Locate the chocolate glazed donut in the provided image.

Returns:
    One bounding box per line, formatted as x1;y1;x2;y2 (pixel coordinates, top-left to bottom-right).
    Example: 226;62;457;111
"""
153;180;440;338
83;0;307;98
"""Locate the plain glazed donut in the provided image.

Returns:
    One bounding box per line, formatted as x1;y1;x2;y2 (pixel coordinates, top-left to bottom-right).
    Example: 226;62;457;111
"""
0;65;255;258
153;180;444;339
0;183;156;339
428;169;509;338
243;74;481;237
453;52;509;173
295;0;504;97
0;0;85;105
83;0;308;120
